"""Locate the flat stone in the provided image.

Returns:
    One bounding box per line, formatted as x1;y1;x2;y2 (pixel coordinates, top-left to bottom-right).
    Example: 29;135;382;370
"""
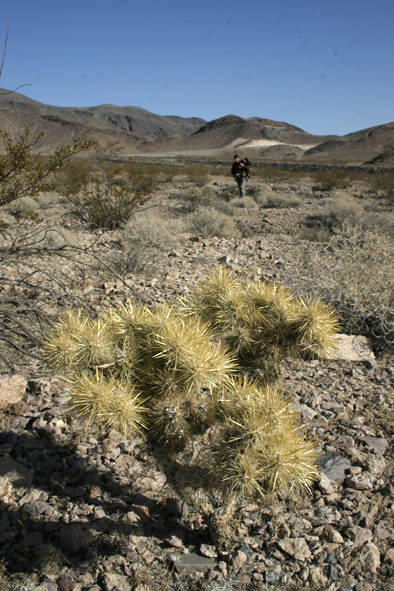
357;436;389;455
174;553;216;575
318;452;351;481
277;538;312;561
0;375;27;410
346;474;373;491
331;334;375;362
319;473;335;495
192;257;210;266
346;525;373;548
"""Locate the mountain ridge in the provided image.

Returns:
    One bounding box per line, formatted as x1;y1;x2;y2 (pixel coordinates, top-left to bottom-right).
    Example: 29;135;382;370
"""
0;89;393;164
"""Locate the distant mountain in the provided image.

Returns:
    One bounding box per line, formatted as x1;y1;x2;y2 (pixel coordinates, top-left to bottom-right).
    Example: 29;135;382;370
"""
302;122;394;164
0;89;393;164
0;89;206;153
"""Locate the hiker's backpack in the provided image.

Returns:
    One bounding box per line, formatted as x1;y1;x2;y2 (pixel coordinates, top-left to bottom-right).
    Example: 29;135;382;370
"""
243;157;251;178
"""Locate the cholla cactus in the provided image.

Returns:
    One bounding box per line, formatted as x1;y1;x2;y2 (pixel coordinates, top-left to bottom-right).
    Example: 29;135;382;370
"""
43;266;340;501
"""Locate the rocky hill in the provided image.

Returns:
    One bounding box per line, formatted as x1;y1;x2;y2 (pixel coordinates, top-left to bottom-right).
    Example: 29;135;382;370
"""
0;89;394;164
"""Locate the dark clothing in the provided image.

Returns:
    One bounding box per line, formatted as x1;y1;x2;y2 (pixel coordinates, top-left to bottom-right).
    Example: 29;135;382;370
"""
232;160;249;197
231;161;249;179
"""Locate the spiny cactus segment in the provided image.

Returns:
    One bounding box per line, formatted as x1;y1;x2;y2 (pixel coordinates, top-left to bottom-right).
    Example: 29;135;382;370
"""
43;266;340;499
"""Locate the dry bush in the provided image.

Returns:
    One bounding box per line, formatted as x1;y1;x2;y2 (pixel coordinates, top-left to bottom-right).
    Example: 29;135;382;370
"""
256;190;302;209
7;196;39;218
230;196;258;209
185;206;241;239
183;162;209;186
370;169;394;199
60;145;158;229
311;167;351;192
301;193;365;242
293;223;394;347
119;210;184;273
177;185;215;212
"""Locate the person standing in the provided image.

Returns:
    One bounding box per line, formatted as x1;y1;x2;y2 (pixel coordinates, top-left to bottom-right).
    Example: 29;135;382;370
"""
231;154;249;197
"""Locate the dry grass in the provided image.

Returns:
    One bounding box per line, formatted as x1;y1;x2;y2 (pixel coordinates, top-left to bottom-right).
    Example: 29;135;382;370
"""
293;223;394;347
118;210;184;273
184;206;241;239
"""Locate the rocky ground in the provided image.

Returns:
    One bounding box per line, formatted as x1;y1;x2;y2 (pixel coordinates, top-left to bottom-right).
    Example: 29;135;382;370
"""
0;174;394;591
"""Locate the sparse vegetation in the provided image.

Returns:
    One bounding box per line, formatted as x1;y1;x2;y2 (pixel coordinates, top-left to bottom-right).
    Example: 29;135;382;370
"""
59;143;158;229
294;223;394;347
185;206;241;238
118;210;184;273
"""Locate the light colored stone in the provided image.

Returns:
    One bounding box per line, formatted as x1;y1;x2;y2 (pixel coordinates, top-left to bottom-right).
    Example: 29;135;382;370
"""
329;529;344;544
309;566;328;587
0;375;27;410
233;550;247;574
331;334;375;362
346;474;373;490
319;473;335;495
359;542;380;573
277;538;312;561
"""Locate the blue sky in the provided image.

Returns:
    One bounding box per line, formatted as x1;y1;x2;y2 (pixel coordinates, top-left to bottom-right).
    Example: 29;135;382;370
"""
0;0;393;136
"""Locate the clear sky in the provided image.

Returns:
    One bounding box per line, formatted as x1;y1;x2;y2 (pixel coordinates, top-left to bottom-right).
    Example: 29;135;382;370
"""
0;0;393;136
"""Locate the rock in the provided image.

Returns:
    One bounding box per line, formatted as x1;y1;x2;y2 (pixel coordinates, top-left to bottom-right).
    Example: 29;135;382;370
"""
277;538;312;561
102;573;131;591
0;375;27;410
319;473;335;495
200;544;218;559
57;574;75;591
329;529;344;544
0;514;10;533
0;457;33;499
346;525;373;547
233;550;247;574
265;570;279;584
357;436;389;455
358;542;380;573
59;524;95;553
318;452;351;481
309;566;328;587
375;521;394;541
331;334;375;362
174;553;216;575
366;455;386;476
346;474;373;491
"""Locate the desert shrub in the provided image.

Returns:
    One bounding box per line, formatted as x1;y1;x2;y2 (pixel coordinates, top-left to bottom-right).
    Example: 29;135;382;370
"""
44;267;340;504
183;162;209;186
7;196;39;219
231;196;258;209
119;210;183;272
256;191;302;209
178;185;215;212
311;167;350;192
60;144;158;229
293;224;394;347
301;193;365;242
35;192;64;209
185;206;241;239
370;169;394;200
0;125;93;207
